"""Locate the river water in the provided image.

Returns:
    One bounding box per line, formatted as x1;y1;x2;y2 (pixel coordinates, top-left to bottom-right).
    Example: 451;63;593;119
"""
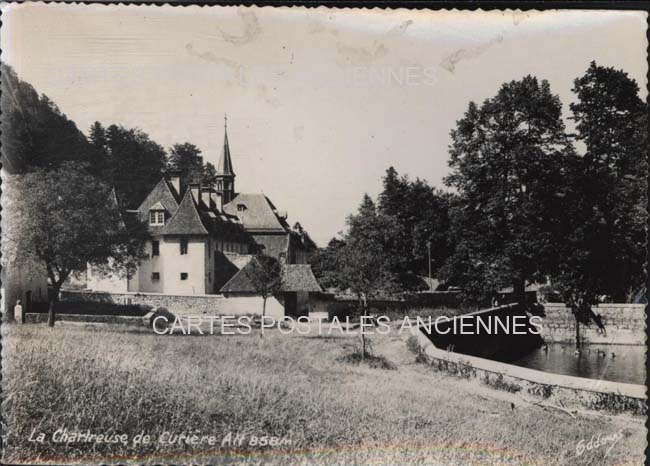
512;343;645;385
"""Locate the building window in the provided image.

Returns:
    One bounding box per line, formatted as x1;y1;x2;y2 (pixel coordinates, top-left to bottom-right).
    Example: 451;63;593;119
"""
237;203;247;212
152;272;160;281
149;210;165;225
151;240;160;257
180;237;188;255
180;272;188;280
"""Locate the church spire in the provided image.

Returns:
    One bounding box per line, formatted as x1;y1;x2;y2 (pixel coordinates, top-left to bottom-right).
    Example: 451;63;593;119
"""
215;114;236;204
218;114;235;176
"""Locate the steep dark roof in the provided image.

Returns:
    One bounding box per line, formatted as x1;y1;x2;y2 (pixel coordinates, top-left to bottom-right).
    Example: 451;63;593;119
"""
107;187;126;230
137;178;180;235
135;177;253;241
218;127;235;176
196;198;253;244
282;265;322;292
220;261;322;294
223;193;289;232
161;189;209;236
220;264;258;293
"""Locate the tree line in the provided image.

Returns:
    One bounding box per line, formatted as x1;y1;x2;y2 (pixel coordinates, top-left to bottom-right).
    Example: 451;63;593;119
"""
1;63;217;207
311;62;647;307
1;63;219;324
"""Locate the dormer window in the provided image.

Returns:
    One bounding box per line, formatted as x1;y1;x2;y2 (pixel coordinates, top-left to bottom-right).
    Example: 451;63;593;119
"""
148;202;167;225
237;204;247;212
149;211;165;225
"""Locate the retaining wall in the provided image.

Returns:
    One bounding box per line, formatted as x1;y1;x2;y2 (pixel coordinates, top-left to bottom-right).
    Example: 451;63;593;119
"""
60;290;285;319
412;327;646;414
541;303;645;345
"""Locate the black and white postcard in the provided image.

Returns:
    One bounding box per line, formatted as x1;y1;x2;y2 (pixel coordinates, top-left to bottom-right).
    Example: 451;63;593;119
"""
1;4;647;465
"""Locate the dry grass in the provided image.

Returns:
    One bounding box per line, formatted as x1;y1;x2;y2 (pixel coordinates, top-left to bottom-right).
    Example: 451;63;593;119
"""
1;323;645;465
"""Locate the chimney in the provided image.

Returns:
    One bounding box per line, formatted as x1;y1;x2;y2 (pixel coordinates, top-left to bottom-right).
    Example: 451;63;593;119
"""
168;171;181;196
201;188;211;207
211;191;223;212
189;183;200;203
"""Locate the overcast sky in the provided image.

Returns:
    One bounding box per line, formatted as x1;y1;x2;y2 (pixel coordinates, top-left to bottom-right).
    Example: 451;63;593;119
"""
2;4;647;245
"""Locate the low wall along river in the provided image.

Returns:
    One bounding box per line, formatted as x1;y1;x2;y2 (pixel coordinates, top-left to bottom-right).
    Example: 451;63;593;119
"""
414;302;646;413
412;326;646;414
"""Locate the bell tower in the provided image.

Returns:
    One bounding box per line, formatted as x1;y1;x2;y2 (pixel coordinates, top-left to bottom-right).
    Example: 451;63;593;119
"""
216;114;236;204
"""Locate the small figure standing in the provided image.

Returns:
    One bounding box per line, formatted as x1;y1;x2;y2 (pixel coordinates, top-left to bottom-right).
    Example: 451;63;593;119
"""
14;300;24;324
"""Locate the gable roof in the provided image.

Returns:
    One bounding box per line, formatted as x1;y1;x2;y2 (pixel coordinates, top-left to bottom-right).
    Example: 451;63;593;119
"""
160;189;209;236
137;178;180;235
220;263;258;293
107;187;126;230
220;261;322;294
282;264;322;292
149;201;166;211
135;177;253;241
223;193;289;233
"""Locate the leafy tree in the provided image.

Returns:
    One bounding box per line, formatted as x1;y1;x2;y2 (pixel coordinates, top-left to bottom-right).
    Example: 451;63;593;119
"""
167;143;205;192
556;62;648;302
244;253;284;335
443;76;574;306
1;64;92;173
100;124;168;209
202;162;219;188
3;162;149;326
167;143;220;194
336;194;403;358
309;238;347;290
378;167;455;282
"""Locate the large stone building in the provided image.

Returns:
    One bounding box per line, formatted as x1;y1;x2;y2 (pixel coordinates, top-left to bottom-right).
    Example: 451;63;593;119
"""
88;122;317;296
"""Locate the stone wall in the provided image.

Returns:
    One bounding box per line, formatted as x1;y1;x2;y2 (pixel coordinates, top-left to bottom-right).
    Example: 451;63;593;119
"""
540;303;645;345
412;327;645;414
60;290;285;319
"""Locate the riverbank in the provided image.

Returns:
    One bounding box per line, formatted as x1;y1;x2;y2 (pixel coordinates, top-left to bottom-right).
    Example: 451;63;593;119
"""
2;324;645;465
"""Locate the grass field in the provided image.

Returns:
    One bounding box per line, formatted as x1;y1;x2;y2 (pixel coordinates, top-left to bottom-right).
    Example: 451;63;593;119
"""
1;323;646;465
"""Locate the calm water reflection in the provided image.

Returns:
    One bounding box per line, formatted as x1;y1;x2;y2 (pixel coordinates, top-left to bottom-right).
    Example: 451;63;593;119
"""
512;344;645;385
